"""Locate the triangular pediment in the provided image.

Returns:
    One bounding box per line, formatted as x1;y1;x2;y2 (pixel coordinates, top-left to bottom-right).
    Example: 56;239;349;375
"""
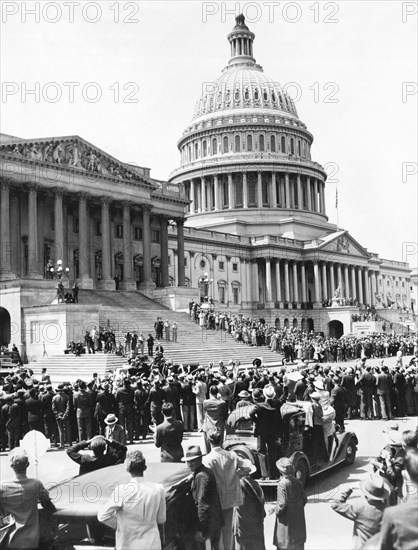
304;230;371;259
0;134;156;188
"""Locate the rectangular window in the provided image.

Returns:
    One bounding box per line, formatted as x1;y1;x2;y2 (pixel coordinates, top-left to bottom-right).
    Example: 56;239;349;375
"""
184;257;188;267
151;229;160;243
168;256;171;266
115;224;123;238
232;262;238;272
219;287;226;304
233;287;239;304
73;216;79;234
134;226;142;240
219;261;225;270
51;212;55;231
95;221;102;236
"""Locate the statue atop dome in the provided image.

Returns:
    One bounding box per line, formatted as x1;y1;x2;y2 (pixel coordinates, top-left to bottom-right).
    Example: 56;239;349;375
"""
234;14;249;30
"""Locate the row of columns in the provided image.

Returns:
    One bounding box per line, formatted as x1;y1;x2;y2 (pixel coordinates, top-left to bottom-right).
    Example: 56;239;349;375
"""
186;172;325;215
247;258;384;308
0;183;186;288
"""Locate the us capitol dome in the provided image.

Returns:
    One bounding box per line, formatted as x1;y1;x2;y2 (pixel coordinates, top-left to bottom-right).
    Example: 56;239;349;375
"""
169;14;329;240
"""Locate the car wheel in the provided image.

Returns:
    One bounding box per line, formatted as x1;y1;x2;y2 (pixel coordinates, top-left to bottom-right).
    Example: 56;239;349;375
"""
344;439;357;465
293;458;309;487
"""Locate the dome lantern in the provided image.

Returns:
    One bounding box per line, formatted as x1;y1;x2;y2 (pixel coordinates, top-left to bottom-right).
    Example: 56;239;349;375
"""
227;14;256;67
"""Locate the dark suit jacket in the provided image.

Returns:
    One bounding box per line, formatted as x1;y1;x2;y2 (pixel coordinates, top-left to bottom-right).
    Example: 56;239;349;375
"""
380;493;418;550
154;417;184;462
66;440;127;475
190;464;224;539
202;398;228;434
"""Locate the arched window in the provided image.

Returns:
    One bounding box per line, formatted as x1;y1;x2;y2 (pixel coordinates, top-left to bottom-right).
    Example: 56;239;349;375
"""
275;318;280;328
290;138;295;155
263;89;269;102
270;135;276;152
284;318;289;328
272;91;277;104
254;88;259;101
223;136;229;154
297;140;301;156
202;140;207;157
247;134;253;151
194;142;199;159
293;318;298;328
235;88;240;101
212;138;217;155
244;88;250;100
235;135;241;152
281;136;286;153
259;134;265;152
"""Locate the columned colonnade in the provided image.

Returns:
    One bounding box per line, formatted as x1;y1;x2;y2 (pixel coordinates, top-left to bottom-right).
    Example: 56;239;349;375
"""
185;171;326;214
0;182;186;288
247;257;383;307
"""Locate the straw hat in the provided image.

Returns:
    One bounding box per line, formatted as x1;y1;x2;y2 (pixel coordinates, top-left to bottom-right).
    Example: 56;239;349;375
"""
181;445;203;462
104;414;118;425
360;475;386;502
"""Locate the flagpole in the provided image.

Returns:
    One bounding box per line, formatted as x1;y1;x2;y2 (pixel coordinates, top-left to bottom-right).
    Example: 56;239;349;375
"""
335;186;339;231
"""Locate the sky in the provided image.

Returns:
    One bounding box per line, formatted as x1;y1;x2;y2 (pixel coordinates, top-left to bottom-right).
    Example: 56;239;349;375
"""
1;0;417;265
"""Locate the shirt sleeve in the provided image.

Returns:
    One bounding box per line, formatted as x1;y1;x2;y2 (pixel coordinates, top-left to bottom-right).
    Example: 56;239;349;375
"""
380;509;394;550
157;485;167;524
331;490;358;521
97;489;121;530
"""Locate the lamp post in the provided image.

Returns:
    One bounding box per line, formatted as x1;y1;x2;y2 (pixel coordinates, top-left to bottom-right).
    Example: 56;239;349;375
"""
47;259;70;280
199;272;214;307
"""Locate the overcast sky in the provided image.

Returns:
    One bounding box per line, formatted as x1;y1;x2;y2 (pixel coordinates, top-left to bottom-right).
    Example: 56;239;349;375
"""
1;1;417;265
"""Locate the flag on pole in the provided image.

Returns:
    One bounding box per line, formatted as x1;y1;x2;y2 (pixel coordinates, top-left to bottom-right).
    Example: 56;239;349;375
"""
335;188;338;208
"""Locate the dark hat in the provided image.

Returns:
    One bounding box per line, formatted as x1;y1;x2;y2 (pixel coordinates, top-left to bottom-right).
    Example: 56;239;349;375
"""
253;358;262;368
182;445;203;462
57;384;65;391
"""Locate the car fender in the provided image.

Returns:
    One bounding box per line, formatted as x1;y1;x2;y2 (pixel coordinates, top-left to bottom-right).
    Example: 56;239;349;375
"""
334;431;358;462
223;442;259;469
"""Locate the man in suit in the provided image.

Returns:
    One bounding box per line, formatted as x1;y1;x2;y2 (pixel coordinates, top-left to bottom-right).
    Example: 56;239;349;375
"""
380;448;418;549
330;376;347;431
204;429;244;550
183;444;224;550
66;435;127;476
104;413;126;460
376;366;393;421
154;402;184;462
202;385;228;454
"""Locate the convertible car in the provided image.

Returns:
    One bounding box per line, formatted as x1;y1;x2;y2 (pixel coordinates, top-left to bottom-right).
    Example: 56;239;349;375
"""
44;462;196;550
223;402;358;486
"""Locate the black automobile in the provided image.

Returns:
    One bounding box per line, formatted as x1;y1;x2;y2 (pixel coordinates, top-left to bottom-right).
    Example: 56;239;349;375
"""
45;462;196;550
223;403;358;486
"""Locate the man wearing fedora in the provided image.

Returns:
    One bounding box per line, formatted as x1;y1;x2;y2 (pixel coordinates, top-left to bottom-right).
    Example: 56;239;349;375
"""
52;384;71;448
183;444;224;550
331;474;388;549
154;402;184;462
104;413;126;460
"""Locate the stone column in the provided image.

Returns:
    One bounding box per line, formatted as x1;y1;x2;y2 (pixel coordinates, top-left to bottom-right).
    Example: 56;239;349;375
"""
137;205;153;290
344;265;350;300
251;260;259;303
257;172;263;207
321;182;326;214
176;218;186;286
337;264;343;293
241;258;247;306
357;267;364;304
201;177;206;212
329;263;335;296
265;258;273;305
158;215;169;288
242;172;248;208
306;176;312;211
313;262;321;305
370;269;376;306
27;185;42;278
271;172;277;207
97;198;115;290
285;173;291;208
189;180;195;213
10;191;20;276
292;262;299;304
363;267;370;305
351;266;357;301
322;262;328;301
301;262;307;303
196;180;201;213
76;194;93;288
214;175;220;211
0;182;14;279
283;260;290;303
275;260;282;304
314;179;319;212
297;174;302;209
54;189;64;263
120;202;136;290
225;173;231;209
246;259;252;304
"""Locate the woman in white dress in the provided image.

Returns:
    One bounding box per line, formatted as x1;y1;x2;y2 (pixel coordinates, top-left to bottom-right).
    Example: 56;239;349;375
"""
313;379;336;455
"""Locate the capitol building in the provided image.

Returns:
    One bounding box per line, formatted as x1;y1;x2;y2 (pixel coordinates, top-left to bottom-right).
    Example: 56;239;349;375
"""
0;15;413;360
